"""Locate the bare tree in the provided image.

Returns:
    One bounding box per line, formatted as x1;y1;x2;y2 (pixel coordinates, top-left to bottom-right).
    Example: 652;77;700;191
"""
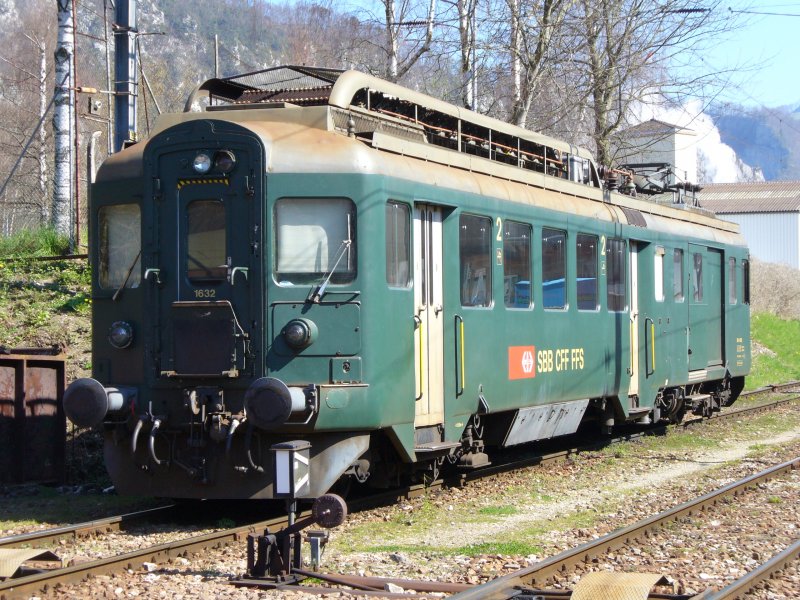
52;0;73;237
570;0;744;166
26;33;50;223
507;0;572;127
381;0;437;82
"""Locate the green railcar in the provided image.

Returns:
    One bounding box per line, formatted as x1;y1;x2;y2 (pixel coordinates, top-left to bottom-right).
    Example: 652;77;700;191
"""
63;67;750;499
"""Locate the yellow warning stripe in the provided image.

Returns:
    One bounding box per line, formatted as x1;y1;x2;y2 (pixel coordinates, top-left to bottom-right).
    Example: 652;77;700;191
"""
176;178;229;190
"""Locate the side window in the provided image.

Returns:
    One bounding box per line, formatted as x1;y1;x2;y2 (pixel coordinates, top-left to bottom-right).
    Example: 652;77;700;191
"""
576;234;598;310
743;259;750;305
385;202;410;287
187;200;227;282
673;249;684;302
542;227;566;309
728;257;737;305
607;238;626;312
460;214;492;307
654;246;665;302
503;220;532;308
98;203;141;290
275;198;356;285
692;252;703;302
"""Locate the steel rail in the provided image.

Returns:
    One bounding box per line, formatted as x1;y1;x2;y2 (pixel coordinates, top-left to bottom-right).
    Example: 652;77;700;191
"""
448;457;800;600
0;513;289;600
0;505;174;550
698;538;800;600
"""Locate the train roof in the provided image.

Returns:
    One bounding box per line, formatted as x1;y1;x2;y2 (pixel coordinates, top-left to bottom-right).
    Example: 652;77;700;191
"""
99;66;745;246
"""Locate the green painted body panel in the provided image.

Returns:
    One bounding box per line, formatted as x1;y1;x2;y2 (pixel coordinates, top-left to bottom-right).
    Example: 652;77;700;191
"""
88;121;750;468
262;171;750;460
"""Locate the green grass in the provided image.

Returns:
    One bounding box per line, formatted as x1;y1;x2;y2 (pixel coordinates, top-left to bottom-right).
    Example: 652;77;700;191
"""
0;244;91;349
0;227;71;258
478;505;519;516
748;313;800;388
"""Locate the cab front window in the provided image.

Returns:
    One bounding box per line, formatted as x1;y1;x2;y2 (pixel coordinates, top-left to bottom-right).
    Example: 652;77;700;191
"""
187;199;227;282
98;203;141;290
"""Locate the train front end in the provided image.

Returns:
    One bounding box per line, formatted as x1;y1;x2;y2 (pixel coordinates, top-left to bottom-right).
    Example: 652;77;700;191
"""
63;115;370;499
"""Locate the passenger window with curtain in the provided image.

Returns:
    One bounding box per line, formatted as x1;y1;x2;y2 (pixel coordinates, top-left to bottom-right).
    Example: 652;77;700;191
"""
576;234;598;310
607;238;626;312
542;228;566;309
673;249;684;302
275;198;356;285
503;220;531;308
692;252;703;301
729;257;737;304
386;202;410;287
654;247;665;302
187;200;227;282
98;203;141;290
460;214;492;307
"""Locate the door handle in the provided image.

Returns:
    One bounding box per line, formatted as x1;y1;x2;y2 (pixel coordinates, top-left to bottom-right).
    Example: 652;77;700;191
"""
229;266;248;284
434;304;443;316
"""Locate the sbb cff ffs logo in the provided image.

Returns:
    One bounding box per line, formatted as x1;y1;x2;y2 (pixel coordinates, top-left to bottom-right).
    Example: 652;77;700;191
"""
508;346;536;380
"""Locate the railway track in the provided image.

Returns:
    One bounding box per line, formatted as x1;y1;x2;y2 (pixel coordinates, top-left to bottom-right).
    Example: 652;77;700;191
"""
0;505;175;551
448;456;800;600
0;389;796;599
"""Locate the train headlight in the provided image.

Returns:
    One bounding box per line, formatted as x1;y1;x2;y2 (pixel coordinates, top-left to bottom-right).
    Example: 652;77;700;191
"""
108;321;134;349
282;318;317;350
214;150;236;173
192;153;212;174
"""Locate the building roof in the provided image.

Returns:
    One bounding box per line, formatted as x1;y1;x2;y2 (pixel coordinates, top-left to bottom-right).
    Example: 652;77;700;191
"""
621;119;696;138
698;181;800;214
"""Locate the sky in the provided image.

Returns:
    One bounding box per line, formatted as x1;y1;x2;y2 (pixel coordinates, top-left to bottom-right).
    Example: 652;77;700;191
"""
705;1;800;109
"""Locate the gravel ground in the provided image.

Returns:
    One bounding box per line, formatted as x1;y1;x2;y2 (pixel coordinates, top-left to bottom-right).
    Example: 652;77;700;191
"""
33;403;800;599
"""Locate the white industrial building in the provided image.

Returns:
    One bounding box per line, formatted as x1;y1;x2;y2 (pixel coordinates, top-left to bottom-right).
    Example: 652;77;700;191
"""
615;119;698;188
698;182;800;269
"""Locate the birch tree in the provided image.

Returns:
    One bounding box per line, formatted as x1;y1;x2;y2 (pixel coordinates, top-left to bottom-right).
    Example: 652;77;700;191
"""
507;0;571;127
381;0;437;82
26;34;50;223
52;0;73;237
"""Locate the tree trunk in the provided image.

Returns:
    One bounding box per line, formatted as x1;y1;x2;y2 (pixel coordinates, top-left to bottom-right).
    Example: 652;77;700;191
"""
385;0;399;81
52;0;73;237
37;39;48;224
457;0;475;109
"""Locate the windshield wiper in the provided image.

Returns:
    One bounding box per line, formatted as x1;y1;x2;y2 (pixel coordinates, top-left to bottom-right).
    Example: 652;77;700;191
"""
307;239;351;303
112;250;142;302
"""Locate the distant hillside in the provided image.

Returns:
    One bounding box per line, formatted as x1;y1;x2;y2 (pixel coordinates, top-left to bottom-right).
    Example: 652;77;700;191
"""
710;104;800;181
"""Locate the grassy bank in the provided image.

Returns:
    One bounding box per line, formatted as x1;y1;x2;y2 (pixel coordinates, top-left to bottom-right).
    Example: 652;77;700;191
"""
748;313;800;389
0;228;91;380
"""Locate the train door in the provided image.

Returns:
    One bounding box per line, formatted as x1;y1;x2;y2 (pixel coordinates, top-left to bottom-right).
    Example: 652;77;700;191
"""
688;245;723;371
413;204;444;427
148;133;261;380
629;243;640;398
634;243;665;408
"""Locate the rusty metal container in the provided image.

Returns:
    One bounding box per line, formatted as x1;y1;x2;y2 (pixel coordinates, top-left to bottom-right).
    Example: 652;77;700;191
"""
0;348;66;484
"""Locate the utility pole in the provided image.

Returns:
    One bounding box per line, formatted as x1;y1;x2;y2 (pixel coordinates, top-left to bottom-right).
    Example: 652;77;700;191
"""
114;0;138;152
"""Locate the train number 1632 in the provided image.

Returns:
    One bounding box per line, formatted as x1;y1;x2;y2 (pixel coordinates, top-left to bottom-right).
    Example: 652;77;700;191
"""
193;288;216;299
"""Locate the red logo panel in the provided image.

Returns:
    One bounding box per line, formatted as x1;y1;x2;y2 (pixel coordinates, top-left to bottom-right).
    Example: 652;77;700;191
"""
509;346;536;380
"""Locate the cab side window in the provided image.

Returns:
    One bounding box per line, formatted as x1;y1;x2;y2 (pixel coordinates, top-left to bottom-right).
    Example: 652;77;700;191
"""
386;202;410;287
